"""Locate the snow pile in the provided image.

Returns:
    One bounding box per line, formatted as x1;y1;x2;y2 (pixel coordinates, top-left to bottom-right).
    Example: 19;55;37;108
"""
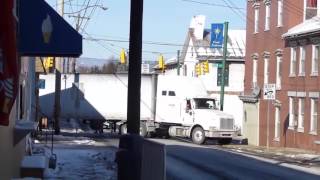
32;139;117;180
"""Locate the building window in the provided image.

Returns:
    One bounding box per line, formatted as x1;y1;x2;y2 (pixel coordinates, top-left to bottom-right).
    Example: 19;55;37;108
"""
254;4;260;33
305;0;318;20
276;56;282;89
277;0;283;27
263;52;270;84
311;45;319;75
265;1;271;31
289;97;295;128
274;106;280;140
310;98;318;134
252;55;258;87
298;98;305;132
299;46;306;76
217;64;229;86
290;48;297;76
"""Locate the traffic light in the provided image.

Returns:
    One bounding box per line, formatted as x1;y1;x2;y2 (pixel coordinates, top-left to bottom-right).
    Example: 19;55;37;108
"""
120;49;127;64
202;60;209;73
158;54;165;71
195;63;201;76
45;57;54;68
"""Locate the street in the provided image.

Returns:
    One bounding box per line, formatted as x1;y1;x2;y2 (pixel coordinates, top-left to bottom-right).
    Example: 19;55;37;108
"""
152;139;320;180
34;119;320;180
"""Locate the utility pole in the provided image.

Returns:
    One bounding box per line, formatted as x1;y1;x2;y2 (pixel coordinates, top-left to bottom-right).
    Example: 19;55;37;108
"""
177;50;180;75
220;22;228;111
127;0;143;135
53;0;64;134
68;14;90;73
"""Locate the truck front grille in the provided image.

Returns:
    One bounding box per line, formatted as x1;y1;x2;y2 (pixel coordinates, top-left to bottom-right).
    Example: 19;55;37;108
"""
220;118;234;130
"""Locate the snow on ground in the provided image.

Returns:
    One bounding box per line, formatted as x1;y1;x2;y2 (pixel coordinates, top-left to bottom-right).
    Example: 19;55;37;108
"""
33;137;118;180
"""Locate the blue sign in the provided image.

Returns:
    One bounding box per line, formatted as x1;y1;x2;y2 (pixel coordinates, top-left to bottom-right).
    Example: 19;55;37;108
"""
210;23;224;48
38;79;45;89
18;0;82;57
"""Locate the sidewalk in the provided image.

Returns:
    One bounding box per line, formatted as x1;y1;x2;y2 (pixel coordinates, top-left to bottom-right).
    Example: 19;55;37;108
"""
223;144;320;168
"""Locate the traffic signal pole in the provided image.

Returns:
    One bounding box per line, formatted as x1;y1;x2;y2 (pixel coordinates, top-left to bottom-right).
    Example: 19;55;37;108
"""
220;22;228;111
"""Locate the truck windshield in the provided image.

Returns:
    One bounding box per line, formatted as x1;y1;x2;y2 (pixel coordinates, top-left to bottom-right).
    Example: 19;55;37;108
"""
194;98;217;110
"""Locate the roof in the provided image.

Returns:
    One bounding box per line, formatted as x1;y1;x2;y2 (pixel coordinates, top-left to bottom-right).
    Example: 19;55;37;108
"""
181;28;246;62
282;16;320;38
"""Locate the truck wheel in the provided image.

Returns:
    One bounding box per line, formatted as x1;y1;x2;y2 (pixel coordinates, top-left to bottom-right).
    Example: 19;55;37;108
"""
191;127;205;145
218;138;232;145
120;124;127;135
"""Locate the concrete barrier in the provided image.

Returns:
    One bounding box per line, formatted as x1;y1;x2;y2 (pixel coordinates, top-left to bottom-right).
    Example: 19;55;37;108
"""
141;139;166;180
116;135;166;180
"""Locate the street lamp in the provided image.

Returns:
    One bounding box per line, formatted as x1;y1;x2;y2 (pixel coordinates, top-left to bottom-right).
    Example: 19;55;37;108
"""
64;5;108;15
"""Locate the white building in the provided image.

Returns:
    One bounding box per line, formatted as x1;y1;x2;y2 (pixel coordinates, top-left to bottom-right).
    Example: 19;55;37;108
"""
164;15;246;132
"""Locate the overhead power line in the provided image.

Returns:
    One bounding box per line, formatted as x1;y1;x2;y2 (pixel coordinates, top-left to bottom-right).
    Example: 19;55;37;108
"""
181;0;245;10
83;36;245;50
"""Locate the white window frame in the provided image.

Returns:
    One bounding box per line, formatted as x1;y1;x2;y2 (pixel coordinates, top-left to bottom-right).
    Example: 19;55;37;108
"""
311;45;319;76
290;48;297;76
289;97;295;129
274;106;280;141
254;6;260;33
276;56;282;89
299;46;306;76
264;56;269;84
310;98;318;134
298;98;305;132
265;2;271;31
277;0;283;27
253;59;258;87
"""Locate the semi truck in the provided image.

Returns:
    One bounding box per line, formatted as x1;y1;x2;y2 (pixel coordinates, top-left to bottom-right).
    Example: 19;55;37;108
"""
39;73;238;144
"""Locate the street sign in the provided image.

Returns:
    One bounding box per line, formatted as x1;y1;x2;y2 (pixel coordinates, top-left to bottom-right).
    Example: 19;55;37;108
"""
263;84;276;100
210;23;224;48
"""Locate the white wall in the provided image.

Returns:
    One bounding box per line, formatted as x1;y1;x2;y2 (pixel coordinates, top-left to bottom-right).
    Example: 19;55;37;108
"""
200;63;244;92
0;57;36;178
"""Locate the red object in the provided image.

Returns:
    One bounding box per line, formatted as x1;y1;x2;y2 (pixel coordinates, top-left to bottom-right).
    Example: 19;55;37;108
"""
308;0;318;7
0;0;19;126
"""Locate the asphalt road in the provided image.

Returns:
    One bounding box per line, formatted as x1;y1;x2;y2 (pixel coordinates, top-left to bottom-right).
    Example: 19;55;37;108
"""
150;139;320;180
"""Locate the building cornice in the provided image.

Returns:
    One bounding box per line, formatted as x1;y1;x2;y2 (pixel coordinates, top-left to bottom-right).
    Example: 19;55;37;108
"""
239;95;259;103
252;2;261;8
263;0;271;5
251;53;259;60
263;51;271;58
275;49;283;56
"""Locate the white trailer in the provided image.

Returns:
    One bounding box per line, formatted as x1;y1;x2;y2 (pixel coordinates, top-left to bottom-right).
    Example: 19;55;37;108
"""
39;73;238;144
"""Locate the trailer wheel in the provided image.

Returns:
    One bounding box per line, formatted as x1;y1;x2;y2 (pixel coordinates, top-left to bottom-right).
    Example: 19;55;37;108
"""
218;138;232;145
191;127;205;145
120;124;127;135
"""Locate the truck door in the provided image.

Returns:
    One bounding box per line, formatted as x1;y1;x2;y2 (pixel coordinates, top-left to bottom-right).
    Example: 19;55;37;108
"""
182;99;194;125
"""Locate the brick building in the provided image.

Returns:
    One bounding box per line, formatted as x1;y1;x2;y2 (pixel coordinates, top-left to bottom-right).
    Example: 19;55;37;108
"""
241;0;320;151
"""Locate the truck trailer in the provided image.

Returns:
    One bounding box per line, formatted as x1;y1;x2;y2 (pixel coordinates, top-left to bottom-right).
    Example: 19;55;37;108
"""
39;73;238;144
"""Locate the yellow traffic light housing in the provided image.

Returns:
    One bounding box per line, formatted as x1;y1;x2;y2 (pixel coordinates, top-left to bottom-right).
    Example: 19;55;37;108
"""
195;63;201;76
203;60;209;73
120;49;127;64
158;54;165;72
44;57;54;68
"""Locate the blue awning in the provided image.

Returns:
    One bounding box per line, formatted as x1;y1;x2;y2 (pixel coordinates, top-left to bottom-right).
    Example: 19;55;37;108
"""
18;0;82;57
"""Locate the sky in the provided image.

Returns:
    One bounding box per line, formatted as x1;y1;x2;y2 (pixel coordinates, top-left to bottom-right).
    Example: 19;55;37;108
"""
47;0;246;61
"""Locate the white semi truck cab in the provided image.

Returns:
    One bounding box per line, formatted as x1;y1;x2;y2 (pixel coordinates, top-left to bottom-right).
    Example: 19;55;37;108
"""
153;75;238;144
166;97;237;144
